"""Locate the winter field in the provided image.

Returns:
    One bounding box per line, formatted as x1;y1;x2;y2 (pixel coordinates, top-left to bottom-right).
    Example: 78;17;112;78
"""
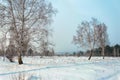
0;56;120;80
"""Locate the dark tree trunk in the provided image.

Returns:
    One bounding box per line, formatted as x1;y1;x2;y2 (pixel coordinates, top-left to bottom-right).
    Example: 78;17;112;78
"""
88;50;92;60
9;58;14;62
18;54;23;64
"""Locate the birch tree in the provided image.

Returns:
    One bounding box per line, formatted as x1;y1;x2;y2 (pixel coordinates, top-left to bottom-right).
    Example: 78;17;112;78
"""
73;18;109;60
97;23;109;59
73;21;96;60
0;0;56;64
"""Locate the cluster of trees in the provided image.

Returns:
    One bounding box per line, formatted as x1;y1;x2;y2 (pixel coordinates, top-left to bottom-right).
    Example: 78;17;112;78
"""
0;0;56;64
73;18;109;60
90;44;120;57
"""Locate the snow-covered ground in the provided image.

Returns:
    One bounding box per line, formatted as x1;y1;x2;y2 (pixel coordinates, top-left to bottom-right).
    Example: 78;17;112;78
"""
0;56;120;80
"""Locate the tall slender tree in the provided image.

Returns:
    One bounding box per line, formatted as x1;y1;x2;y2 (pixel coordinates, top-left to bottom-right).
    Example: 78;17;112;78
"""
97;23;109;59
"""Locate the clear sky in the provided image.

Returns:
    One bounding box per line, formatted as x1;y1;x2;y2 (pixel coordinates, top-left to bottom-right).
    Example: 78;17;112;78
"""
50;0;120;52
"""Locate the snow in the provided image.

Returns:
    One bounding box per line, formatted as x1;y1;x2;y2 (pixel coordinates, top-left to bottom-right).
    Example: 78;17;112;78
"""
0;56;120;80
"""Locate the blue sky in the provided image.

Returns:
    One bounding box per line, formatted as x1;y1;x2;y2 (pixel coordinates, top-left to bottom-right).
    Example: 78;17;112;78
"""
50;0;120;52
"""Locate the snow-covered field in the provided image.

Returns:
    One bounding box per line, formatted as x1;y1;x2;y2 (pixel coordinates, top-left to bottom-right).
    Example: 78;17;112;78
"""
0;56;120;80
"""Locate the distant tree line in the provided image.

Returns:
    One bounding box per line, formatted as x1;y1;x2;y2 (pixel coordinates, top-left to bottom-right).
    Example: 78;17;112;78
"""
55;44;120;57
85;44;120;57
54;51;84;57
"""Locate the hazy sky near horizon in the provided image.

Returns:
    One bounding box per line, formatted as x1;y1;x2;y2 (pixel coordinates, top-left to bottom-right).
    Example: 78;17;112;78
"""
50;0;120;52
